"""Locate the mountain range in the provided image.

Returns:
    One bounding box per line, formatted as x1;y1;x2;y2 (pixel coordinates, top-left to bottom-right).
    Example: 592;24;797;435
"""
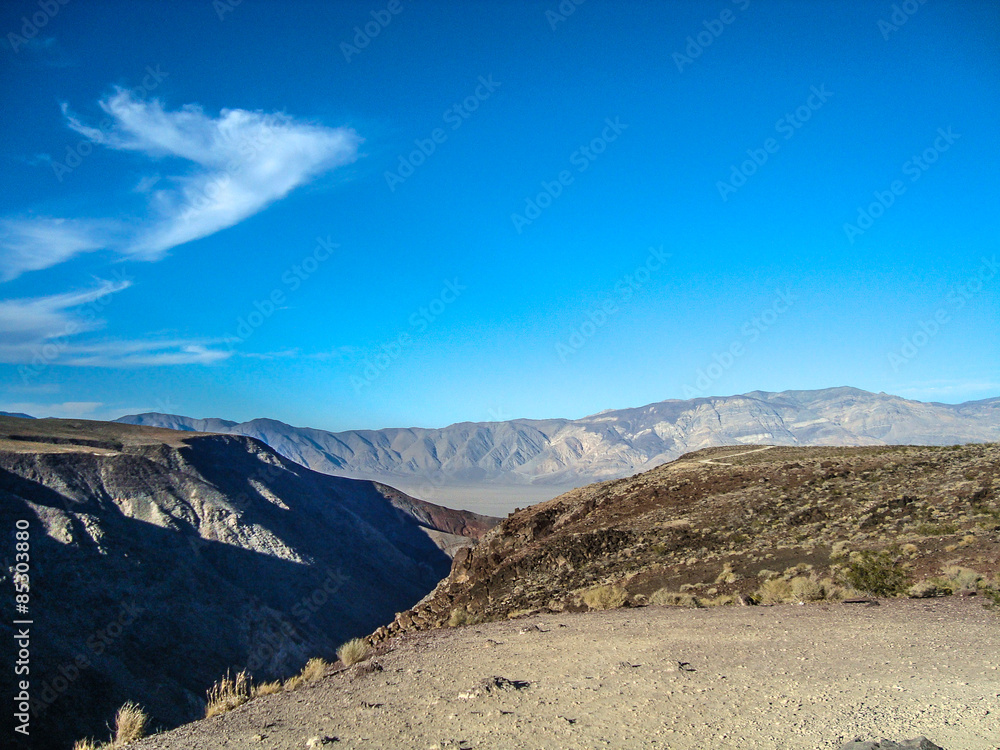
116;388;1000;514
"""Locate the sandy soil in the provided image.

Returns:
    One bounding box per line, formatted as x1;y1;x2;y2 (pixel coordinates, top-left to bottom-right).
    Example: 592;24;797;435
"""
132;597;999;750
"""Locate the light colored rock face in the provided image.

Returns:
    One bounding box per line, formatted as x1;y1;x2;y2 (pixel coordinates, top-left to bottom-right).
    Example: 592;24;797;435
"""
118;387;1000;492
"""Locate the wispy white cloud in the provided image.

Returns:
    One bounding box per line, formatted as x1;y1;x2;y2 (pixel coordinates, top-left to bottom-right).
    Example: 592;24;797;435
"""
2;90;361;278
0;217;119;281
0;280;231;368
0;278;128;346
62;88;362;260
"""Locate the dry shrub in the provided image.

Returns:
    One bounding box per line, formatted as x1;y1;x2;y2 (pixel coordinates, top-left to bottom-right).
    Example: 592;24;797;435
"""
756;578;793;604
790;576;824;602
337;638;370;666
941;566;983;590
715;563;738;584
649;589;702;607
908;580;950;598
581;584;628;610
205;670;251;718
72;740;100;750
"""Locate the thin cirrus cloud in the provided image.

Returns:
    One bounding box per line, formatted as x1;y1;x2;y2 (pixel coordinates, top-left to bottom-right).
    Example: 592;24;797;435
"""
0;217;120;282
0;90;360;369
0;278;231;368
0;89;361;279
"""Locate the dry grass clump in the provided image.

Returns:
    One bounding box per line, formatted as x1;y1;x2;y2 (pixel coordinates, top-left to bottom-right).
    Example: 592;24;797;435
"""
337;638;371;666
74;701;152;749
285;657;330;690
754;575;848;604
790;576;825;601
581;584;628;610
252;680;282;697
205;670;252;718
756;578;793;604
649;589;702;607
113;702;150;746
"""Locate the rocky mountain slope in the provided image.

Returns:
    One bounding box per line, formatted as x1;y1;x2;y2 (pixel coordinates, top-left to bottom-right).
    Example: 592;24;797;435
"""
117;389;1000;505
0;417;495;749
375;442;999;638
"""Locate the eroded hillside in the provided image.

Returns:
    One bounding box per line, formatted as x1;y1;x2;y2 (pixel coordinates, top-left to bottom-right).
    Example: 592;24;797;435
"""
0;417;496;749
375;443;999;639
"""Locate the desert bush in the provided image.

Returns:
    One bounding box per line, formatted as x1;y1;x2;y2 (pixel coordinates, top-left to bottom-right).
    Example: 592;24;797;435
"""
757;569;779;581
714;563;738;584
900;543;919;557
448;607;481;627
113;701;150;745
649;589;702;607
206;670;252;718
941;566;983;590
337;638;370;666
72;740;99;750
915;522;958;536
756;578;793;604
908;580;951;598
783;563;812;579
581;584;628;610
790;576;824;602
842;550;909;597
703;594;735;606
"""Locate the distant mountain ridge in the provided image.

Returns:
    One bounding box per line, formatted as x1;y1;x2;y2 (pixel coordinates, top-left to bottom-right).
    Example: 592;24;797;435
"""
118;388;1000;495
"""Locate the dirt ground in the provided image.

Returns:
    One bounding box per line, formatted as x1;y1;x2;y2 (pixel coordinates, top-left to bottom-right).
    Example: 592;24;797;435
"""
132;597;999;750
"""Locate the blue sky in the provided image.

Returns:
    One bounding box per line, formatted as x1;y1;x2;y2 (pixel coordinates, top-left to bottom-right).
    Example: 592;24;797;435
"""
1;0;997;430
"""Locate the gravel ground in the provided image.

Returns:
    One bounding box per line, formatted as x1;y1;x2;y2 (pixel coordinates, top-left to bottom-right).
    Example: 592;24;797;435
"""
132;597;1000;750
